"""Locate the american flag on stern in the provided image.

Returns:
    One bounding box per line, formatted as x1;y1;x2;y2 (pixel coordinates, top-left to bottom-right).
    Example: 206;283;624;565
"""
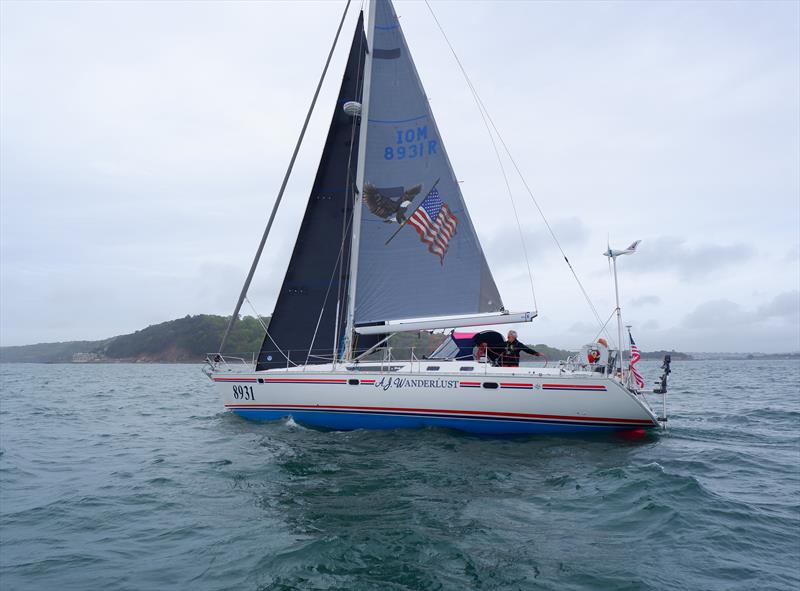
406;186;458;263
628;330;646;389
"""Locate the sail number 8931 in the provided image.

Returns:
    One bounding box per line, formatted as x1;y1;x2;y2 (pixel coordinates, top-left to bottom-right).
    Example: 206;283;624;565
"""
232;385;255;400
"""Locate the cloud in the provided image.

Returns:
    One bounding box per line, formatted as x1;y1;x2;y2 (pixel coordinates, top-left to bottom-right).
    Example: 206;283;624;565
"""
626;237;755;279
669;292;800;351
642;319;660;331
567;321;599;334
630;295;661;306
682;299;742;328
1;1;798;353
682;291;799;329
484;216;589;271
757;290;800;319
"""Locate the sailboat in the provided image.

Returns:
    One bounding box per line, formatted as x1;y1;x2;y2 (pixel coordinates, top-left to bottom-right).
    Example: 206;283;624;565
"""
205;0;670;435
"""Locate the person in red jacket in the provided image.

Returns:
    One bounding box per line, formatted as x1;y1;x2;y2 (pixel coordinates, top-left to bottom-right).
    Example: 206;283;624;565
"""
500;330;541;367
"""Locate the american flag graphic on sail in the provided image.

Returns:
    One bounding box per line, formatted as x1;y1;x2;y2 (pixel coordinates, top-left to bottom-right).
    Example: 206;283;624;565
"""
628;330;646;389
406;186;458;263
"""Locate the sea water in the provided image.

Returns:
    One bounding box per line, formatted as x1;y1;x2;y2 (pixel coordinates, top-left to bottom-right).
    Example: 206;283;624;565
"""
0;360;798;591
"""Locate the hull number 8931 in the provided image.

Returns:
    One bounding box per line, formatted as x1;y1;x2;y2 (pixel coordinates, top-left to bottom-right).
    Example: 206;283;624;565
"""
232;385;254;400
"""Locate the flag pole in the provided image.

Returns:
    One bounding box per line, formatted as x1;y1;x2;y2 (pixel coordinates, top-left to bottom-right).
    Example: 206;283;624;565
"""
384;177;440;245
625;324;632;388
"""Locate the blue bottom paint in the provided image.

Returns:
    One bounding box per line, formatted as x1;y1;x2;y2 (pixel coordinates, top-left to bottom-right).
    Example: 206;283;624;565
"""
230;409;650;435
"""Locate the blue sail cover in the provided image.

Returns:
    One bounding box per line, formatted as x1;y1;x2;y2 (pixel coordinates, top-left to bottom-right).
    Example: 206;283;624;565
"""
353;0;503;326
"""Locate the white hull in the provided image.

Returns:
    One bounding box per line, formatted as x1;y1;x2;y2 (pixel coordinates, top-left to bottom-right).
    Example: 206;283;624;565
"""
209;360;659;435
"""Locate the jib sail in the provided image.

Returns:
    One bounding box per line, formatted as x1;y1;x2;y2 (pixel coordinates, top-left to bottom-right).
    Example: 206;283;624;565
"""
256;15;367;371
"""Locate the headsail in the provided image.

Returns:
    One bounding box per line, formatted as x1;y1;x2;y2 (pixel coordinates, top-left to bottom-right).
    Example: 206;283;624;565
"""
352;0;503;327
256;15;367;371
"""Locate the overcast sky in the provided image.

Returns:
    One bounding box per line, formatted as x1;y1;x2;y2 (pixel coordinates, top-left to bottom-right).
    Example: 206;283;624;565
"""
1;0;798;353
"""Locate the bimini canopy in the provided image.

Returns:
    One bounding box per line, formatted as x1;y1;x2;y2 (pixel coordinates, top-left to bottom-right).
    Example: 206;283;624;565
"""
429;330;505;362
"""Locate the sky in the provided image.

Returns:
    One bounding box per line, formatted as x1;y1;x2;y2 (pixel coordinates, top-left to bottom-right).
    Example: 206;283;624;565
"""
1;0;798;353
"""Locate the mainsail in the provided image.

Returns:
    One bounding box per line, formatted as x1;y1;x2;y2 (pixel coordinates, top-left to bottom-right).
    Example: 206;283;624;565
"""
256;15;367;371
351;0;504;327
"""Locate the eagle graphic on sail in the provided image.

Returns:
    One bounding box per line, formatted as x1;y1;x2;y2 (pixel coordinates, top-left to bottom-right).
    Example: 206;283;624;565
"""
363;183;422;224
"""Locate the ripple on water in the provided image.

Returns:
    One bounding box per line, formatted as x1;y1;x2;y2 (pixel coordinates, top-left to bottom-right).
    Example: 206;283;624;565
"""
0;360;798;590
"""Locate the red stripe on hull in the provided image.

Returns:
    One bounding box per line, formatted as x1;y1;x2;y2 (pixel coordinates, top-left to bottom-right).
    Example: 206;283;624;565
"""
542;384;606;390
263;378;347;384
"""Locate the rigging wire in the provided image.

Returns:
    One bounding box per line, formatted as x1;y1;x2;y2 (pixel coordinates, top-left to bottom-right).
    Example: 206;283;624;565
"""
245;296;296;366
592;309;618;344
493;103;617;345
217;0;352;354
306;212;355;366
420;2;537;313
424;0;613;345
239;1;361;367
465;73;538;312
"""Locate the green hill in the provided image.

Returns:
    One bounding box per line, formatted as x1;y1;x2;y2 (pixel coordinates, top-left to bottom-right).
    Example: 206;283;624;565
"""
371;331;446;359
0;315;267;363
98;314;266;362
639;349;692;360
527;344;575;361
1;315;575;364
360;333;574;362
0;339;112;364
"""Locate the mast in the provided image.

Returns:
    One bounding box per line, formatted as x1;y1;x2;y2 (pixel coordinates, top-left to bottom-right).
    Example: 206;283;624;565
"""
217;0;352;355
342;0;376;361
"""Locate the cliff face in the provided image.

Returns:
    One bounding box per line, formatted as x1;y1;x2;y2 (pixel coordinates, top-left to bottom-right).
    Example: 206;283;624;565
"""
117;344;195;363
